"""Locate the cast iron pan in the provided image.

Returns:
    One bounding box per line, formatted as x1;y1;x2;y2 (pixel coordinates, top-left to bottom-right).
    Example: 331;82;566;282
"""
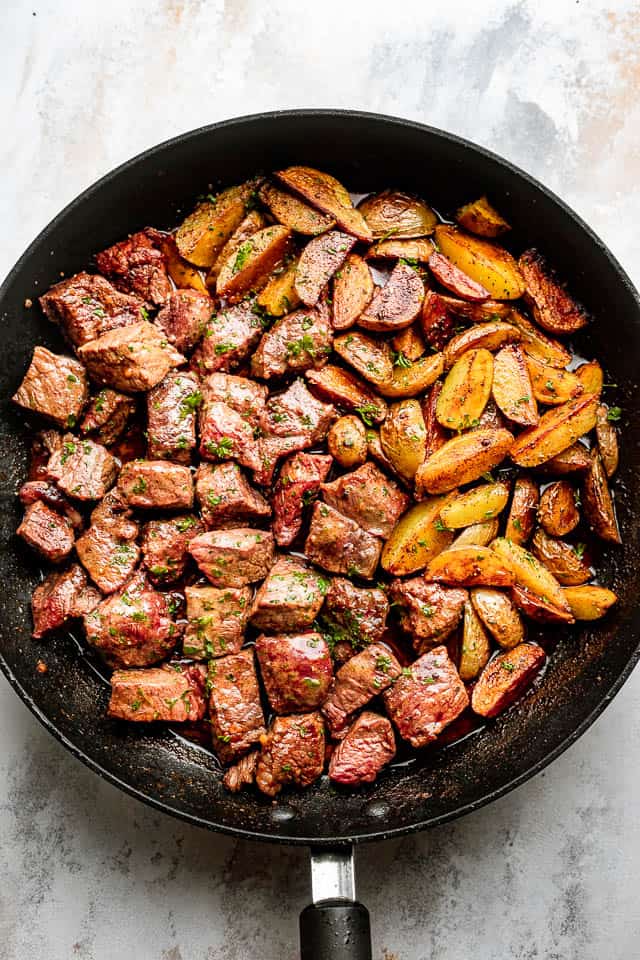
1;111;639;959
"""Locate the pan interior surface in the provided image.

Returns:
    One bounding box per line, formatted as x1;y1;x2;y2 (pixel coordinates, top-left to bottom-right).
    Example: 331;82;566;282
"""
1;111;639;844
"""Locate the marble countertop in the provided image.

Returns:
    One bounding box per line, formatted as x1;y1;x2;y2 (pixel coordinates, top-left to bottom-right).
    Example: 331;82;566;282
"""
2;1;639;957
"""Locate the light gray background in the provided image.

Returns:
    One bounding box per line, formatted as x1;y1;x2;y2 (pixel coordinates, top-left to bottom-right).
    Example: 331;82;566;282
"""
1;1;639;957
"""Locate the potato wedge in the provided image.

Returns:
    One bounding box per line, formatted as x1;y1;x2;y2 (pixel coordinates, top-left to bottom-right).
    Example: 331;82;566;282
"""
507;310;571;369
504;475;539;544
367;238;434;262
206;209;267;285
575;360;604;397
491;344;538;426
377;352;444;399
582;450;621;543
216;225;291;302
538;481;579;537
443;321;521;369
476;397;506;431
392;325;426;362
471;643;546;718
366;430;404;481
459;599;491;681
332;254;374;330
258;181;335;235
491;537;571;613
425;545;515;588
596;404;619;477
175;180;257;267
519;249;588;334
563;585;618;621
439;482;510;530
294;230;356;307
436;348;493;430
333;332;393;388
358;262;425;332
471;588;525;650
380;400;427;481
380;494;456;575
275;166;372;240
535;442;591;475
159;236;207;293
452;519;500;548
428;252;490;301
455;196;511;237
306;365;387;425
510;394;599;468
415;428;514;496
438;294;511;321
531;528;592;586
525;353;584;406
511;584;575;624
358;190;437;238
421;382;448;459
327;415;367;469
434;225;525;300
420;290;456;351
257;258;302;316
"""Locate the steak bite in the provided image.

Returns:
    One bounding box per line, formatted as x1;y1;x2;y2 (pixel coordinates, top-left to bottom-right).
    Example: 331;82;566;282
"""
80;388;135;446
390;579;467;654
39;272;145;348
95;229;171;305
156;289;213;354
189;528;275;587
208;649;266;763
77;321;185;392
47;434;117;501
198;400;261;473
195;462;270;529
75;490;140;593
255;632;333;713
19;480;83;530
328;711;396;786
183;585;251;658
191;299;263;373
321;462;409;538
250;556;328;631
321;642;401;737
31;563;101;638
147;371;200;463
255;712;325;798
84;571;177;668
12;346;88;428
140;515;203;584
272;451;333;547
324;578;389;648
256;379;336;485
201;371;267;428
304;502;382;579
108;663;207;723
251;302;332;379
223;750;258;793
118;460;194;510
383;645;469;747
17;501;75;563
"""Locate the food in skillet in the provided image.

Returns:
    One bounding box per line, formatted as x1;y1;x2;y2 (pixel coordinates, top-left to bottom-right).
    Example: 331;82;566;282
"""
13;168;621;797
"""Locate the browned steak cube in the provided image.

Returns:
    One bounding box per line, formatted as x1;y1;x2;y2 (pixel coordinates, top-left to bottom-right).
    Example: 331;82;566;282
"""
156;289;213;354
17;501;74;562
321;462;409;538
250;556;328;631
272;452;333;546
147;371;200;462
95;229;171;305
108;663;207;722
80;388;135;446
198;400;261;473
208;649;265;763
140;515;203;584
47;434;117;501
31;563;101;638
39;272;145;348
321;642;401;737
75;493;140;593
118;460;194;510
195;462;270;529
188;528;275;587
304;502;382;579
256;379;336;484
19;480;83;530
324;578;389;648
191;300;263;373
328;711;396;786
251;302;332;378
183;585;251;658
255;632;333;713
222;750;258;793
383;645;469;747
201;372;267;427
390;579;467;653
84;572;177;668
12;346;88;428
255;712;325;797
77;321;185;392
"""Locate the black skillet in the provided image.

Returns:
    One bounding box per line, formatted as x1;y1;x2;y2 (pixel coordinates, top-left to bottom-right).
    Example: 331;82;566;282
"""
1;111;639;959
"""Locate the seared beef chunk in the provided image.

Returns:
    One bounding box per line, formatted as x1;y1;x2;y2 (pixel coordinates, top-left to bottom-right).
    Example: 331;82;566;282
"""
39;272;145;348
31;563;101;638
390;579;467;653
199;400;261;473
84;571;177;668
256;379;335;484
183;585;251;658
147;371;200;463
304;502;382;579
118;460;194;510
255;631;333;713
222;750;258;793
47;434;117;501
195;462;270;529
250;555;328;631
324;578;389;648
322;642;401;737
383;645;468;747
201;372;267;427
17;501;74;562
328;711;395;786
272;452;332;546
80;388;135;446
191;300;262;373
208;649;265;763
255;712;325;798
76;490;140;593
140;515;203;584
12;346;88;428
95;229;170;305
77;321;185;392
189;528;275;587
19;480;83;529
108;663;207;722
251;303;332;378
156;289;213;354
321;462;409;538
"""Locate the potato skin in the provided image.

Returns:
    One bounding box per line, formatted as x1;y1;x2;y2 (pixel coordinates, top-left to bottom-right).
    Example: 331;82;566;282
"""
452;518;499;548
491;537;570;613
175;180;256;267
436;348;494;431
367;238;434;262
306;365;387;425
327;416;367;469
295;230;356;307
510;394;599;468
380;400;427;481
459;599;491;681
511;585;575;624
275;166;372;240
455;195;511;237
216;225;291;302
505;475;539;544
332;254;374;330
428;252;490;301
392;325;426;362
434;225;525;300
415;428;514;496
491;344;538;427
525;353;584;406
538;481;579;537
443;321;521;369
531;528;592;586
333;332;393;388
582;450;621;544
358;262;425;332
439;482;510;530
358;190;437;238
563;585;618;620
259;181;335;235
471;588;525;649
519;249;588;334
471;643;546;718
377;353;444;399
575;361;604;397
425;545;515;588
381;494;456;576
596;404;619;478
535;442;591;476
421;382;448;459
507;310;571;369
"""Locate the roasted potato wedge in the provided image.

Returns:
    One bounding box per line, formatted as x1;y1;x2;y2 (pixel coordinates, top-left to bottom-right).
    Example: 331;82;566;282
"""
511;584;575;624
563;585;618;621
582;450;621;543
438;294;511;321
471;643;546;718
510;394;599;468
380;494;456;575
295;230;356;307
519;249;588;334
443;321;521;369
531;528;592;586
175;180;257;267
436;348;493;430
459;599;491;681
358;262;425;332
358;190;437;238
476;397;506;431
275;166;372;240
420;290;456;351
216;225;291;302
159;236;207;293
257;258;302;316
455;196;510;237
416;428;514;496
535;442;591;475
575;360;604;397
596;404;619;477
425;545;515;588
380;400;427;481
392;325;426;362
491;537;571;613
491;344;538;426
421;382;448;459
428;252;490;301
306;365;387;425
452;518;500;548
366;429;404;481
504;475;539;544
377;353;444;399
367;238;434;262
434;225;525;300
471;588;525;649
538;480;579;536
333;332;394;388
332;254;374;330
526;353;584;406
439;482;510;529
206;209;267;286
258;181;335;235
507;310;571;369
327;415;367;469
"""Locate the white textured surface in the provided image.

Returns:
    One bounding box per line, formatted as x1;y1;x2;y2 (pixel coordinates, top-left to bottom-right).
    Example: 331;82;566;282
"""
2;1;640;957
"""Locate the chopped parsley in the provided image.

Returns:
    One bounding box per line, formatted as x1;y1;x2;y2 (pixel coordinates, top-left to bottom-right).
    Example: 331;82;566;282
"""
607;406;622;422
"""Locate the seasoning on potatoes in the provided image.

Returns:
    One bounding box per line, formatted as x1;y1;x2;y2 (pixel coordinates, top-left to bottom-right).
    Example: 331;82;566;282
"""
526;353;584;406
381;495;456;576
380;399;427;481
216;225;291;302
491;344;538;427
438;294;511;321
510;394;599;468
425;545;515;588
175;179;258;267
504;475;539;544
332;254;374;330
459;599;491;681
519;249;588;335
392;325;426;363
575;360;604;397
531;528;592;586
358;262;425;332
434;225;525;300
471;643;546;718
421;382;448;459
452;518;500;548
377;353;444;399
491;537;571;614
415;428;514;496
207;210;268;286
443;321;521;369
294;230;356;307
159;235;208;293
510;585;574;624
455;195;511;237
471;588;525;650
582;449;621;543
507;309;571;369
439;482;510;530
257;258;302;316
333;332;394;388
436;348;494;431
538;480;579;537
275;166;372;240
596;404;619;478
327;415;367;469
306;365;387;425
476;397;506;431
535;442;591;475
258;181;335;235
367;238;434;262
428;252;491;301
358;189;437;238
420;290;456;351
563;585;618;621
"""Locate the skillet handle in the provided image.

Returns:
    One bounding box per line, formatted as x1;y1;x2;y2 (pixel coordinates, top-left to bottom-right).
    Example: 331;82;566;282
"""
300;846;372;960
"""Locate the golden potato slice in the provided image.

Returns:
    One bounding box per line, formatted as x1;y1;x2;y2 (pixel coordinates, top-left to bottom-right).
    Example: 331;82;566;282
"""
434;225;525;300
380;494;456;576
367;238;434;262
377;353;444;399
380;400;427;481
511;584;575;624
327;415;367;469
207;209;267;286
257;258;302;316
491;537;571;613
455;195;511;237
575;360;604;397
438;294;511;321
507;310;571;369
216;225;291;302
519;249;588;334
596;404;619;477
425;545;515;587
563;585;618;620
439;482;510;530
159;236;207;293
459;599;491;681
510;394;598;468
259;181;335;235
452;519;499;548
366;430;404;481
428;252;490;301
436;348;493;430
175;180;257;267
444;321;521;369
582;450;621;543
358;190;437;238
306;365;387;425
491;344;538;426
538;481;579;537
421;382;448;459
333;332;393;388
358;262;425;332
525;353;584;406
504;475;539;544
471;643;545;718
295;230;356;307
535;442;591;475
332;254;374;330
476;397;506;431
392;324;426;362
471;588;525;649
275;166;372;240
531;528;592;586
420;290;456;351
416;428;514;496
